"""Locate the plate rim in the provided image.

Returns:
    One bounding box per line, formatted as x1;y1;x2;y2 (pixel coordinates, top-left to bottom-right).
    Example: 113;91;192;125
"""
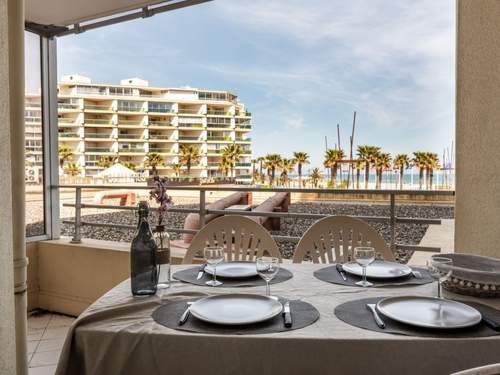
376;295;482;329
189;293;283;325
342;260;412;279
205;261;258;278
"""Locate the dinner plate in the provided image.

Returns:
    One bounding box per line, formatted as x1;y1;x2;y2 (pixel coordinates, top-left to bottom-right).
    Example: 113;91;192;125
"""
342;260;412;279
189;294;283;325
376;296;482;329
205;261;258;278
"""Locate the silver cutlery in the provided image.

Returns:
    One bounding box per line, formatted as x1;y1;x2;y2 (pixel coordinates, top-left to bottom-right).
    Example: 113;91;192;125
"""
283;301;292;328
336;263;347;281
366;303;385;329
412;270;422;279
178;302;194;325
196;264;207;280
482;315;500;331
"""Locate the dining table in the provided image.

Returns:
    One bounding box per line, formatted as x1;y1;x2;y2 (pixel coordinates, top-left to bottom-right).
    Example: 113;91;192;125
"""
55;263;500;375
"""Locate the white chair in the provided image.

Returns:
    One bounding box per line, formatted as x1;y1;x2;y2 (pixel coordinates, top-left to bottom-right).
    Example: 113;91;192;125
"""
292;216;394;263
182;215;281;264
451;363;500;375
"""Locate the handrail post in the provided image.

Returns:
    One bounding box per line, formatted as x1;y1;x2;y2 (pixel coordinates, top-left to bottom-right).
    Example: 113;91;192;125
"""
71;187;82;243
389;193;396;253
199;189;206;227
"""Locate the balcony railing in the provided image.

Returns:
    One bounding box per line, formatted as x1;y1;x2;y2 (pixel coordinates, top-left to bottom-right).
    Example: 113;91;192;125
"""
118;134;144;139
85;119;113;125
206;110;231;116
207;124;232;129
59;132;80;138
59;185;454;255
178;123;204;128
149;148;174;153
58;103;80;110
149;135;176;140
236;162;252;167
85;133;114;139
85;104;113;111
117;120;144;126
207;149;223;154
207;136;232;141
148;108;174;113
236;124;252;129
178;136;202;141
236;137;251;142
25;117;42;123
117;107;144;112
178;109;202;115
148;121;174;127
118;148;145;153
85;147;114;152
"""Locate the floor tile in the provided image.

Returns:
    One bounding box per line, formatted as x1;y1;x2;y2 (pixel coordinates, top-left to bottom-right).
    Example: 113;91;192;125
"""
28;314;51;330
28;328;45;341
41;326;69;340
47;315;75;328
36;338;65;353
28;340;39;355
29;365;57;375
29;350;60;368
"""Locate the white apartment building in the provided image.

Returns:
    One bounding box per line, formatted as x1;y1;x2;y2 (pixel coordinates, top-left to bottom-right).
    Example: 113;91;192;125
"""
25;74;253;182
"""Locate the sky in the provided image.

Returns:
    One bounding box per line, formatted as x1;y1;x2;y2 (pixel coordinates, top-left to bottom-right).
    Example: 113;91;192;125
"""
56;0;456;168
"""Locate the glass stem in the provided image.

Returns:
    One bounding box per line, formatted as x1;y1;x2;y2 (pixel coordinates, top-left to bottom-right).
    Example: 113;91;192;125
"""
363;266;367;285
214;266;217;285
266;281;270;296
438;280;441;299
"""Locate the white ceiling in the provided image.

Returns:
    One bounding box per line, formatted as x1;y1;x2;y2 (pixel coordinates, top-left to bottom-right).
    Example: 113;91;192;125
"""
25;0;169;26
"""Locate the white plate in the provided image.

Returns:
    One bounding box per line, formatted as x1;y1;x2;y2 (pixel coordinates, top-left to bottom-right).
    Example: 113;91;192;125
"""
205;261;258;278
342;260;412;279
376;296;482;329
189;294;283;325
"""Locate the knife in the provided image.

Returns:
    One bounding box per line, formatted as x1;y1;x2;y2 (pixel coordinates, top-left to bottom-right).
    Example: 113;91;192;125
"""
482;316;500;331
178;302;193;325
366;304;385;329
336;263;347;281
196;264;207;280
283;301;292;328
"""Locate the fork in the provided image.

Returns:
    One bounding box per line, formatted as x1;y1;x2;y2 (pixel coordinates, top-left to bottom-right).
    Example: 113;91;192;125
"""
178;302;194;325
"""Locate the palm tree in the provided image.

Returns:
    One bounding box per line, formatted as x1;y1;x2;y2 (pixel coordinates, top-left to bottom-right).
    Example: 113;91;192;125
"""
144;152;164;169
309;168;322;188
413;151;427;190
222;144;243;179
170;163;182;178
257;156;265;183
279;158;295;187
122;162;136;171
63;162;80;176
265;154;282;186
218;156;232;178
393;154;411;190
97;156;116;169
251;159;258;182
293;152;310;186
425;152;440;190
354;159;365;190
324;149;345;186
179;144;201;176
373;152;391;189
357;145;380;189
58;145;74;168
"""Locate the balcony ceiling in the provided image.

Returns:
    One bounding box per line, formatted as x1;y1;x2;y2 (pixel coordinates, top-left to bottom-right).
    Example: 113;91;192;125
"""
26;0;188;27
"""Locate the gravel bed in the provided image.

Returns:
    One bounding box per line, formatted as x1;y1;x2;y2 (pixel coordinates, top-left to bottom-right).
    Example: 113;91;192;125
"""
53;202;454;264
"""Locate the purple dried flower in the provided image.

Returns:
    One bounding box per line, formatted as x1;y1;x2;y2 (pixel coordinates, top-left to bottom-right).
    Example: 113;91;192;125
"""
149;175;173;226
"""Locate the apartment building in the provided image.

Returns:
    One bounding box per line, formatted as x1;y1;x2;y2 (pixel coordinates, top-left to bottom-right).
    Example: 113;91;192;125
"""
25;74;253;182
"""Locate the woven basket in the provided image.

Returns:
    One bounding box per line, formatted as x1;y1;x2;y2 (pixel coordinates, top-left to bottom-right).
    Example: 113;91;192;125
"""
439;253;500;298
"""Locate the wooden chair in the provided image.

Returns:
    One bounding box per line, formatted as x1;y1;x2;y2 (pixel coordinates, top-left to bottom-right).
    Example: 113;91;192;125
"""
182;215;281;264
292;216;394;263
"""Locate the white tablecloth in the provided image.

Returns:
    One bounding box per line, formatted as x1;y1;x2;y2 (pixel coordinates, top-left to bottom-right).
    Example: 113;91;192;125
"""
55;264;500;375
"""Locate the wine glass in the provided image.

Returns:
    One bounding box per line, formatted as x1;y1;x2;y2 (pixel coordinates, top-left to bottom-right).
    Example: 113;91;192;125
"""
427;256;453;299
354;247;375;287
204;247;224;287
256;257;280;297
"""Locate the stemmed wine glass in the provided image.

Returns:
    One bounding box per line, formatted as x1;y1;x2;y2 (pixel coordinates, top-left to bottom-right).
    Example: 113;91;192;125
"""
354;247;375;287
204;247;224;287
256;257;280;297
427;256;453;299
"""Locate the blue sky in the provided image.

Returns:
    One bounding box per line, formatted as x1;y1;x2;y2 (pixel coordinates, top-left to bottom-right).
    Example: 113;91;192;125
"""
57;0;455;168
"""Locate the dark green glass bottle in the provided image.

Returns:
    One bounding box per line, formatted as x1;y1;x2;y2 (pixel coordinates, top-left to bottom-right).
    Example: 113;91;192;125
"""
131;201;158;296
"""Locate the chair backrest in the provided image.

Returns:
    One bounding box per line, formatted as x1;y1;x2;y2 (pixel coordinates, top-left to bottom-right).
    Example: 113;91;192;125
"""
182;215;281;264
292;216;394;263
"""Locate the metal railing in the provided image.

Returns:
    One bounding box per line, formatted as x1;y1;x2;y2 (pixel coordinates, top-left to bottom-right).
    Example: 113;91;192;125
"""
58;184;454;254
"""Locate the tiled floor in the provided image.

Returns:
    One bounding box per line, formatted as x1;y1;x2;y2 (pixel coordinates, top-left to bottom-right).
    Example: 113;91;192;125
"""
28;312;76;375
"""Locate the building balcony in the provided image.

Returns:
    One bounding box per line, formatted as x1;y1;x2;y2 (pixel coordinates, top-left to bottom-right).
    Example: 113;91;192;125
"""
207;136;232;142
58;132;80;139
149;148;174;154
148;108;175;114
235;137;251;142
84;119;114;126
178;136;203;142
117;134;144;140
118;148;146;154
58;103;80;111
148;121;175;127
58;119;80;127
84;147;115;153
84;133;114;140
236;162;252;167
117;107;144;113
84;104;114;112
148;135;176;141
206;149;223;154
207;124;232;129
235;124;252;130
177;123;204;129
235;111;251;117
177;109;202;115
206;110;231;116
